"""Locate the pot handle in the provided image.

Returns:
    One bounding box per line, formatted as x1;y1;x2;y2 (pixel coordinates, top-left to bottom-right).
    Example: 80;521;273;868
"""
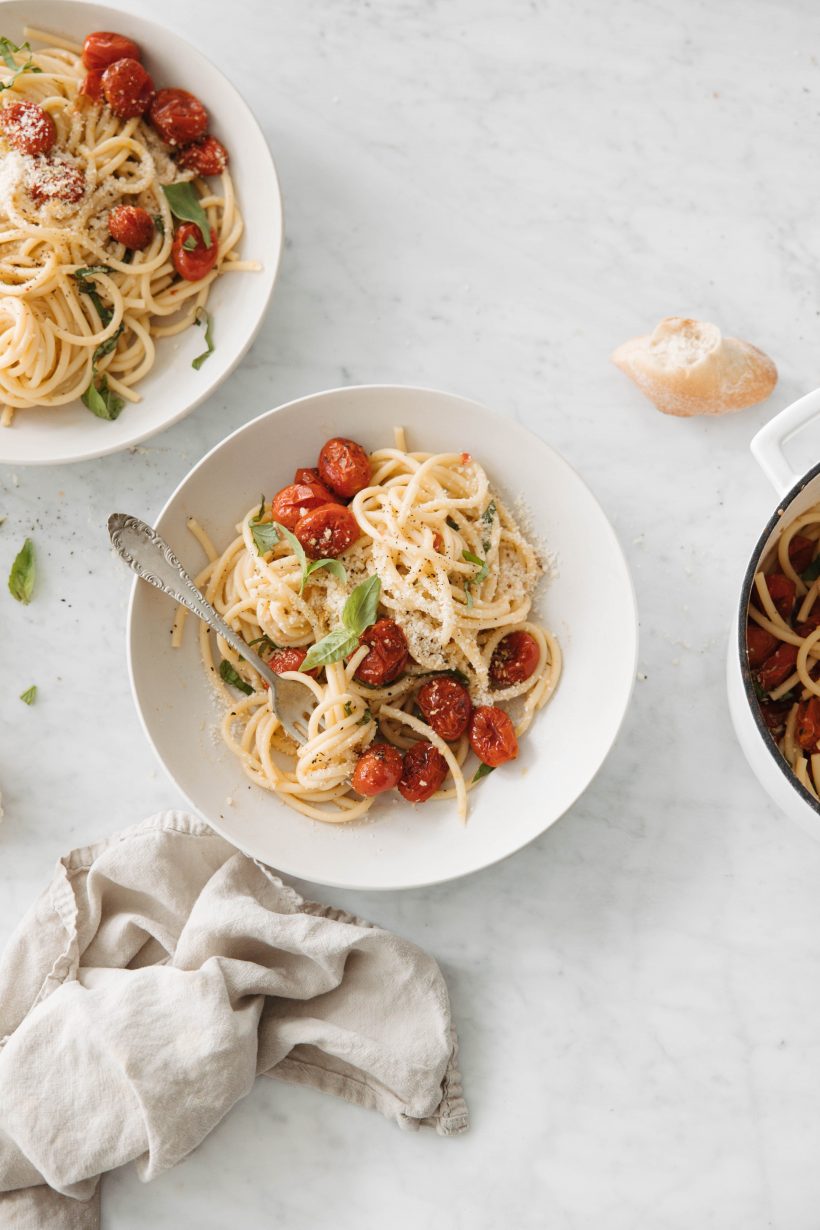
751;388;820;496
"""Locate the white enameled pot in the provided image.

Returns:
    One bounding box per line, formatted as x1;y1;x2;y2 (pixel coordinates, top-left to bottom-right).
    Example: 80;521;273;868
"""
727;389;820;838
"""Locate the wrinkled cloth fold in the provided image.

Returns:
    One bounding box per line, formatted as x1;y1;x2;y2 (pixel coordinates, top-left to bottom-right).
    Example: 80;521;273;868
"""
0;813;466;1228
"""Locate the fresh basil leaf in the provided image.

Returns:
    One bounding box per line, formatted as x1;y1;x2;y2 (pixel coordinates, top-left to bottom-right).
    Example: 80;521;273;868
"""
271;520;311;591
301;626;359;672
74;265;112;278
464;583;474;608
462;549;488;584
19;685;36;705
342;574;381;634
251;520;279;555
82;376;124;421
162;182;212;246
246;632;279;653
482;500;496;525
182;234;198;251
802;557;820;583
0;38;41;91
473;762;495;782
8;537;34;604
446;516;459;530
74;267;114;327
305;557;347;586
219;658;254;695
359;707;373;725
192;307;214;370
0;36;20;71
343;701;353;717
93;322;123;365
753;678;767;700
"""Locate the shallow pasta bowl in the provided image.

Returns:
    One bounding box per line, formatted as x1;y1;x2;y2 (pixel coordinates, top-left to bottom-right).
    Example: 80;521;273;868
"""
0;0;282;466
127;385;638;890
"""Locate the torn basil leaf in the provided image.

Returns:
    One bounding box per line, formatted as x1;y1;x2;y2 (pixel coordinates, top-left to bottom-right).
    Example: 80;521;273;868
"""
82;376;124;421
219;658;253;695
462;549;488;585
192;307;214;370
8;537;34;604
162;182;212;246
19;685;36;705
0;37;41;91
302;575;382;672
472;762;495;782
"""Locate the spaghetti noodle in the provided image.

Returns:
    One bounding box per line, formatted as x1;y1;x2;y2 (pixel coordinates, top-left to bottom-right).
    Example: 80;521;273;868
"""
176;428;562;824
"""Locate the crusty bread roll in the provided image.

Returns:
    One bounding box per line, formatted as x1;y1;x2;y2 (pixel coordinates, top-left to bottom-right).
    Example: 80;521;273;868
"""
611;316;777;417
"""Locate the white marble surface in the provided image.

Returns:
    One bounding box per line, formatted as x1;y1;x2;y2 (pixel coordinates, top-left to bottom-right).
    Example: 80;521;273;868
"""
2;0;820;1224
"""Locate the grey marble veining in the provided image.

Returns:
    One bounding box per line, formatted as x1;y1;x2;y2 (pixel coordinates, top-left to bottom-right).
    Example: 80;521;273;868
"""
2;0;820;1225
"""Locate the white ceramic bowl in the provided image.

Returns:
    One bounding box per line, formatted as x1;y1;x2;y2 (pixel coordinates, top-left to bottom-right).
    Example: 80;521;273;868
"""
0;0;282;466
127;386;639;890
727;389;820;838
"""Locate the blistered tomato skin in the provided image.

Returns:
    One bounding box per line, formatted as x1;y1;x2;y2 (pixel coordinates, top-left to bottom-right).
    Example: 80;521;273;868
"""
490;631;540;687
171;222;218;281
746;623;778;669
355;619;409;686
80;69;105;101
82;31;141;70
1;102;56;155
149;88;208;146
318;437;371;498
352;744;404;797
108;204;154;249
294;466;321;485
796;697;820;751
177;135;228;176
101;58;154;118
271;482;341;531
266;646;319;679
294;504;360;559
468;705;519;767
398;741;448;803
417;676;472;741
757;642;798;691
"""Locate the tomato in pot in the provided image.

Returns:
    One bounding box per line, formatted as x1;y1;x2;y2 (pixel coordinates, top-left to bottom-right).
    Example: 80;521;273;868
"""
82;32;141;71
318;437;371;499
270;481;340;532
108;204;154;249
489;631;540;687
171;221;218;281
469;705;518;767
352;744;404;797
746;623;778;669
797;613;820;638
398;740;448;803
294;503;360;559
763;574;796;621
1;101;56;155
101;58;154;118
759;699;793;736
149;88;208;146
795;696;820;751
416;676;472;741
266;646;318;679
757;642;798;692
790;535;816;574
355;619;409;686
177;135;228;176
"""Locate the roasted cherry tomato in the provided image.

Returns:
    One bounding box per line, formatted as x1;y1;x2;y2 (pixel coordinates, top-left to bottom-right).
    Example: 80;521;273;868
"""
765;574;796;621
790;535;816;574
177;134;228;176
355;619;409;686
417;676;472;741
270;481;340;532
397;740;448;803
29;160;85;204
294;466;321;485
149;87;208;146
294;503;360;559
101;58;154;118
746;623;778;669
489;631;540;687
797;613;820;638
468;705;518;767
266;646;318;679
758;642;798;692
758;699;793;736
80;69;105;101
171;221;218;281
317;437;371;499
108;204;154;249
82;31;141;71
352;744;404;797
795;696;820;751
1;101;56;155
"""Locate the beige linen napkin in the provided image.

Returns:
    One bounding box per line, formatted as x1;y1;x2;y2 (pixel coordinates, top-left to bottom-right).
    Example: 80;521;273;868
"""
0;812;467;1229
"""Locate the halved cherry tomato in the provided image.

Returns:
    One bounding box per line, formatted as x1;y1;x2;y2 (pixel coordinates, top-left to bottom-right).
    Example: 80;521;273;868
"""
790;535;816;574
765;574;796;620
318;437;371;498
294;503;359;559
417;676;472;741
270;481;340;532
294;466;321;485
267;646;318;679
177;134;228;176
355;619;408;686
397;740;448;802
80;69;104;101
171;221;218;282
352;744;404;797
795;696;820;751
468;705;518;767
1;101;56;155
108;204;153;249
490;631;540;687
101;58;154;118
82;31;141;71
758;642;798;692
149;87;208;146
747;623;778;669
29;160;85;204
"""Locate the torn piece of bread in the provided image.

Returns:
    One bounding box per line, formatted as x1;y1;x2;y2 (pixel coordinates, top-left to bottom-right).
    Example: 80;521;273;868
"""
611;316;777;417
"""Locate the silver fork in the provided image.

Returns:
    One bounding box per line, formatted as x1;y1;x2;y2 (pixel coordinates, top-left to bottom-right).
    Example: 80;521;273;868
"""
108;513;315;745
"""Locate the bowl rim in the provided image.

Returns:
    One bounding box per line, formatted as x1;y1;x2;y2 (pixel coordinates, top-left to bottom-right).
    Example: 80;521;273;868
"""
125;383;640;888
736;457;820;817
0;0;283;466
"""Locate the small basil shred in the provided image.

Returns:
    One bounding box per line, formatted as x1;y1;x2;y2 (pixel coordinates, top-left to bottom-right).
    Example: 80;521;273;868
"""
0;37;41;92
19;685;36;705
219;658;253;695
8;537;34;604
192;307;215;371
82;375;124;421
473;762;495;782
